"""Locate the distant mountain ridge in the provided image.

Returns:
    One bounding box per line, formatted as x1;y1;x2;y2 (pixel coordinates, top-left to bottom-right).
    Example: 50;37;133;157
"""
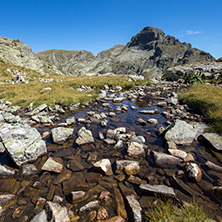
36;26;215;78
0;27;216;78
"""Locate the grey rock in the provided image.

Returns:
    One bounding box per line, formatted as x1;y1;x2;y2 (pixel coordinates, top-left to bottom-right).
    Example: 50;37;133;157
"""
0;142;5;153
152;151;181;165
79;200;99;213
114;140;124;149
168;149;187;159
137;118;147;126
130;135;145;144
71;191;88;203
0;123;47;166
127;142;145;157
139;110;155;115
41;157;63;173
198;133;222;151
140;184;175;197
76;127;95;145
51;127;74;144
46;201;70;222
165;120;197;145
65;117;75;125
32;103;47;115
30;210;48;222
147;118;158;125
126;195;142;222
3;112;21;123
0;165;15;176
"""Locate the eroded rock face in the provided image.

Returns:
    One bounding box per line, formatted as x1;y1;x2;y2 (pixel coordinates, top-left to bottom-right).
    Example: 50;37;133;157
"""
0;123;47;167
165;120;197;145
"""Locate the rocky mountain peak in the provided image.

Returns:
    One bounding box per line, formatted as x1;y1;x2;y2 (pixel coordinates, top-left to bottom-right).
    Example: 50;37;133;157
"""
126;26;165;49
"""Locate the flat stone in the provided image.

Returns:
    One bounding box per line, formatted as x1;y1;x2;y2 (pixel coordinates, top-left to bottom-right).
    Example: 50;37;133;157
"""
165;120;197;145
113;188;127;219
198;133;222;151
30;210;48;222
168;149;187;159
104;138;116;145
93;159;113;175
51;127;74;144
126;195;142;222
139;110;155;115
72;191;88;203
79;200;99;213
0;194;16;205
0;165;15;176
205;161;222;172
0;123;47;166
41;157;63;173
140;184;175;197
76;127;95;145
152;151;181;165
127;142;144;157
46;201;70;222
32;103;47;115
185;163;202;182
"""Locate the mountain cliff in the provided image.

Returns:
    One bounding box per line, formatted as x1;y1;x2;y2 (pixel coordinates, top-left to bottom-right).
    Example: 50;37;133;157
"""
37;26;215;78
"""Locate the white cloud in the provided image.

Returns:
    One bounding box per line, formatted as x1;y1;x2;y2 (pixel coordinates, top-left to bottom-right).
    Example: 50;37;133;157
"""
186;30;202;35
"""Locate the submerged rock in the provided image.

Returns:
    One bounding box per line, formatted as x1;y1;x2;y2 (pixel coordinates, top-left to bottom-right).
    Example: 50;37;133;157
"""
165;120;197;145
71;191;88;203
21;164;38;176
76;127;95;145
152;151;181;165
0;123;47;166
51;127;74;144
0;165;15;176
79;200;99;213
0;194;16;205
140;184;175;197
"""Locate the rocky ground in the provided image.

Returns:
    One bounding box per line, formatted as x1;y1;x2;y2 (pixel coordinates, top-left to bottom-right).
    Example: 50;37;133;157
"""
0;83;222;221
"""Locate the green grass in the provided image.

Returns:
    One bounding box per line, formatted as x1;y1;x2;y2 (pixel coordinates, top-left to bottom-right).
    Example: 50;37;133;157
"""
179;85;222;133
0;62;150;108
148;200;212;222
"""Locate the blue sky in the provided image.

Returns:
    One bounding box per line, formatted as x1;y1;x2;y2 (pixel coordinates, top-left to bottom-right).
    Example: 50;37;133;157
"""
1;0;221;58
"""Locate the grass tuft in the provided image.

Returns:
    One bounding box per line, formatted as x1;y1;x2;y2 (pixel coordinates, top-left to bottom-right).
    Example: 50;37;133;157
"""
148;200;212;222
179;85;222;134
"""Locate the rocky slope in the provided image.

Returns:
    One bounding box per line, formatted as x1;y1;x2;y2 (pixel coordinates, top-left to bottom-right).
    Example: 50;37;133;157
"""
0;37;62;75
37;26;215;78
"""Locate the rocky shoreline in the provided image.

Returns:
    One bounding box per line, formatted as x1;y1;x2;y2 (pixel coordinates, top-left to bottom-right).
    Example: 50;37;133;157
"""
0;83;222;221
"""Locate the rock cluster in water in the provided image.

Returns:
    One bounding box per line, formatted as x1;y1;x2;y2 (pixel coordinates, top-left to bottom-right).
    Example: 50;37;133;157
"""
0;83;222;221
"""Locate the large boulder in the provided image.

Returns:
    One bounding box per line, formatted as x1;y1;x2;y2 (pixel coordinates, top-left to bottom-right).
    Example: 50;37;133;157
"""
0;123;47;167
165;120;197;145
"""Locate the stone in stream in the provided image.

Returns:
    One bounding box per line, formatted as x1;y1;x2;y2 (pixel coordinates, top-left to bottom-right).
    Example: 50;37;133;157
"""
0;165;15;176
125;194;142;222
198;133;222;151
21;164;38;176
41;157;63;173
93;159;113;176
114;140;124;149
51;127;74;144
185;163;202;182
104;138;116;145
46;201;70;222
137;118;147;126
152;151;181;165
79;200;99;213
130;135;145;144
212;187;222;199
139;110;155;115
0;123;47;167
31;103;47;115
65;116;76;125
0;194;16;205
164;119;197;145
205;161;222;172
71;191;88;203
116;160;140;171
76;127;95;145
140;184;176;197
168;149;187;160
97;207;109;220
30;210;48;222
127;142;145;157
147;118;158;125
